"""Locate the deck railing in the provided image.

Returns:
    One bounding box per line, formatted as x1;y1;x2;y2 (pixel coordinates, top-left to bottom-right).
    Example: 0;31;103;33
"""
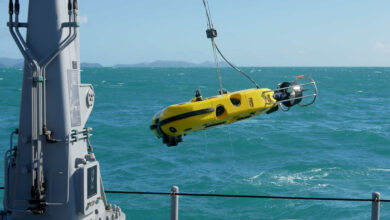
105;186;387;220
0;186;386;219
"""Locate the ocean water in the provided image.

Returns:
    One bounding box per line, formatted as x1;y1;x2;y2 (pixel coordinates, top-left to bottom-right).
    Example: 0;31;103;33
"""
0;67;390;219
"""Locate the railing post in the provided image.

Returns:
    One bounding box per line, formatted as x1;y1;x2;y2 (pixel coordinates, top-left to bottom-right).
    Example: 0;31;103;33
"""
171;186;179;220
371;192;380;220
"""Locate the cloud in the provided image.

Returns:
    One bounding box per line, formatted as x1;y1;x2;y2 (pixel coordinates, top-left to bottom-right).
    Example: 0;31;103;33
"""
374;41;390;53
78;14;88;24
375;41;385;49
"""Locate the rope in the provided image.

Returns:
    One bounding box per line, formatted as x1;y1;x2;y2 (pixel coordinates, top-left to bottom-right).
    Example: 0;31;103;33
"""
201;0;260;90
0;187;386;203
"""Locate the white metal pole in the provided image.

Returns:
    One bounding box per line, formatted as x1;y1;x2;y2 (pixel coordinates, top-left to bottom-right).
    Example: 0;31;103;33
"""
371;192;380;220
171;186;179;220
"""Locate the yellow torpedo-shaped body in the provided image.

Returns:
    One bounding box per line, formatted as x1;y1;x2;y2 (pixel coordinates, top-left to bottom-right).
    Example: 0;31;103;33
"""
151;88;277;146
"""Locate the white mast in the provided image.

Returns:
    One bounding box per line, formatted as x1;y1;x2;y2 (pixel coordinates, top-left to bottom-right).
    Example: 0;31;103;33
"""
2;0;125;219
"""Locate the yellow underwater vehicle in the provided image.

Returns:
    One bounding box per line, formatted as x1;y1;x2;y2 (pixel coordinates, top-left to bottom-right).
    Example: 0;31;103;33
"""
151;0;318;146
151;75;317;146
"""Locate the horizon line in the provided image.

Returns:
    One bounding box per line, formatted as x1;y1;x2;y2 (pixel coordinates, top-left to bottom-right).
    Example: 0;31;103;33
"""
1;57;390;68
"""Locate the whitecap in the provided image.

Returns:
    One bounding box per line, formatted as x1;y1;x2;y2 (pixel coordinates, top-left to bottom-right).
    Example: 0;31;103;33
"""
273;171;328;185
370;168;390;172
101;80;106;83
310;168;322;173
246;171;264;182
0;78;3;81
277;175;299;184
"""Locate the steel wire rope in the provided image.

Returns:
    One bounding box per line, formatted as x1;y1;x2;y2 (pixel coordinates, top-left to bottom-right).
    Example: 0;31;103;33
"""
202;0;223;93
202;0;213;29
201;0;260;89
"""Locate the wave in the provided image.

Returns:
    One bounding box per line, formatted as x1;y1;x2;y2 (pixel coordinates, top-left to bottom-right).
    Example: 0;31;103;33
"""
369;168;390;172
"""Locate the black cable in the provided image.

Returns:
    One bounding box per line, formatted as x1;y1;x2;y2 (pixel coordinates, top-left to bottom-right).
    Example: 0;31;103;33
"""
215;44;259;88
105;190;170;195
103;190;390;203
0;187;386;203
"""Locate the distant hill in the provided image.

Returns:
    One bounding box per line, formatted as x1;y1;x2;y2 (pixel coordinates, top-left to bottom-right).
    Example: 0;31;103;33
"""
0;58;230;68
80;62;103;68
0;59;102;68
0;57;23;67
114;60;228;68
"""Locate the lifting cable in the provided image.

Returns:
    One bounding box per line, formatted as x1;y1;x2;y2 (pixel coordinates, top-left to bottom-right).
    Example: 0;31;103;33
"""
202;0;223;94
202;0;260;92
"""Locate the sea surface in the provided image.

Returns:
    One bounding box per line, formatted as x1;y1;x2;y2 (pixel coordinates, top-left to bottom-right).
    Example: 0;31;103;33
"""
0;67;389;219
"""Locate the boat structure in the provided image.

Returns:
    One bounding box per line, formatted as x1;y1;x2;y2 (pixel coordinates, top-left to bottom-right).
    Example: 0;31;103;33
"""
1;0;125;219
151;0;318;147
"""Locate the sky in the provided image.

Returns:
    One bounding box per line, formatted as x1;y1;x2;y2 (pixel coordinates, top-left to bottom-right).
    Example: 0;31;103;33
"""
1;0;390;66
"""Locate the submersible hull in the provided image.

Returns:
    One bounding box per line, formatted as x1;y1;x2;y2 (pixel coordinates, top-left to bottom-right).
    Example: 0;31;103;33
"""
151;88;278;146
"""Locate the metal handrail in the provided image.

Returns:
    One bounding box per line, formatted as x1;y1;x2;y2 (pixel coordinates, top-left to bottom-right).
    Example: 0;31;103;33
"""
0;187;383;219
